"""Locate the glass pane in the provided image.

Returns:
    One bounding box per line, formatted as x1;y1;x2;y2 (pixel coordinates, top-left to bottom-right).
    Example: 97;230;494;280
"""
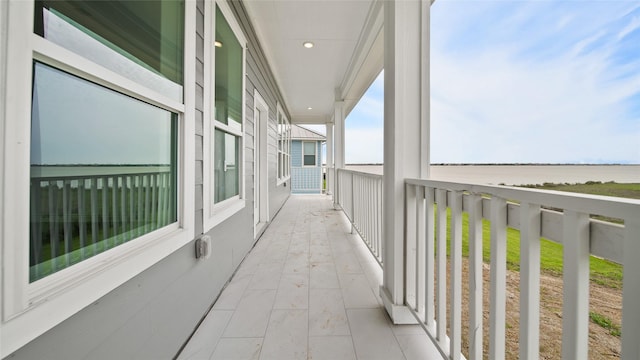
30;62;178;282
214;6;243;129
304;142;316;155
34;0;184;100
304;155;316;166
214;129;240;202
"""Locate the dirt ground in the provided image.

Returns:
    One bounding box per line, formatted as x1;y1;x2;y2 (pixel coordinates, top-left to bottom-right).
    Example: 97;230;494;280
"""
442;258;622;359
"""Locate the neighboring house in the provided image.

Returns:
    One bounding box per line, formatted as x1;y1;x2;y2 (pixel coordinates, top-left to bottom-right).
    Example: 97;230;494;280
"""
291;125;325;194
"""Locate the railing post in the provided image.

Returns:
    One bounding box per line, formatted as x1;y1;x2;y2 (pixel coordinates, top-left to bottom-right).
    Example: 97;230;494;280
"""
622;217;640;359
435;189;447;347
425;187;435;332
489;196;507;360
519;202;541;360
450;190;463;359
468;193;483;360
561;210;590;360
405;183;417;310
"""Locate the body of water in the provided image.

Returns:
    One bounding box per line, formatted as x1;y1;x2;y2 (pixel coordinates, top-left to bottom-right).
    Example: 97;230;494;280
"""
345;164;640;185
31;165;171;179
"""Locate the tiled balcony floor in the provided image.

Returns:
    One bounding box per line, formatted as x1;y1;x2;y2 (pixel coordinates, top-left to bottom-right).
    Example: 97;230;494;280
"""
178;195;440;360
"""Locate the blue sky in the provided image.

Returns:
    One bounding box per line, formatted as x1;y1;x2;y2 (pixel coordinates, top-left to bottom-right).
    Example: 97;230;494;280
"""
310;0;640;164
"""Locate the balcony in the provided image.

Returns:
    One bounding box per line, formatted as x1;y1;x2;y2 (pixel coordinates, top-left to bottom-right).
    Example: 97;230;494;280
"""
180;169;639;360
178;194;439;360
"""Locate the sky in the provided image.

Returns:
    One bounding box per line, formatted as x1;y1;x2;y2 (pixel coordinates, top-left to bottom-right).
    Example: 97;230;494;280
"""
310;0;640;165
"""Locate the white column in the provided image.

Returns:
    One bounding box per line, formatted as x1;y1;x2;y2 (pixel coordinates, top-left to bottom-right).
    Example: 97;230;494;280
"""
333;101;345;206
334;101;345;169
380;0;430;324
325;123;334;195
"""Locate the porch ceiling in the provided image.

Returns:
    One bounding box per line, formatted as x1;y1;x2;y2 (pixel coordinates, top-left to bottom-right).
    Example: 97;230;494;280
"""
243;0;384;124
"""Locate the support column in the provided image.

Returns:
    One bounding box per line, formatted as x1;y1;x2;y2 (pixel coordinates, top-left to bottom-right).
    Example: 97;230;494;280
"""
333;101;345;206
380;0;430;324
325;123;334;195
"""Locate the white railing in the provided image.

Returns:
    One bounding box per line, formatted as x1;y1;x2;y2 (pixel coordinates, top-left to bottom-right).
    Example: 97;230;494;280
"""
404;179;640;360
336;168;384;264
30;167;174;281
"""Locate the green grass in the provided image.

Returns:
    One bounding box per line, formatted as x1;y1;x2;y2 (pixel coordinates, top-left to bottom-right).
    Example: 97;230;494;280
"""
520;181;640;200
589;312;621;337
446;210;623;289
438;181;632;289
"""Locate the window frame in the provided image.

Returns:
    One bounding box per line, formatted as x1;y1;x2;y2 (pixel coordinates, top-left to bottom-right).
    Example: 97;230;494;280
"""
276;103;291;185
0;1;196;356
302;141;318;167
203;0;247;231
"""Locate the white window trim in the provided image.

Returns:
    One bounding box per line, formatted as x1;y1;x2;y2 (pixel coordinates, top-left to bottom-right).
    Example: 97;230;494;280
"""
302;141;318;167
203;0;248;232
0;1;195;357
276;103;291;185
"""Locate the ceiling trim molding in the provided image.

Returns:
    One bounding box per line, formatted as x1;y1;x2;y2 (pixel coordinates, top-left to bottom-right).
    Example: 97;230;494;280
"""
338;0;384;107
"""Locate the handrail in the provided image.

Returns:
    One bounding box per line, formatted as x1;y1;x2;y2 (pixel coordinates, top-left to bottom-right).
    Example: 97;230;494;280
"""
335;168;384;265
404;178;640;360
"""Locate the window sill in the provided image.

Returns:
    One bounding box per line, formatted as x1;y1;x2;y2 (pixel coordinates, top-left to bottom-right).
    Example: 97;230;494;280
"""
206;198;246;231
277;176;291;186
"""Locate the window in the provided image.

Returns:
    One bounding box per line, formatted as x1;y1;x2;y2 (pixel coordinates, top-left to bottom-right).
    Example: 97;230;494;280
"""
30;62;178;282
303;141;317;166
34;0;184;100
1;0;194;354
277;104;291;183
204;0;247;229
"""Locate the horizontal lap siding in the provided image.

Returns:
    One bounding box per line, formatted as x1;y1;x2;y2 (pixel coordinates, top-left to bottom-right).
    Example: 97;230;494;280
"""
10;1;291;358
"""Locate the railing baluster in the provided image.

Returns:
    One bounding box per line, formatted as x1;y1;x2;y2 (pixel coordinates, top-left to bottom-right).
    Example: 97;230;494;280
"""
468;194;483;360
416;185;426;320
48;181;59;271
519;202;541;360
489;196;507;360
78;179;87;260
435;189;447;348
121;176;127;242
561;210;590;360
144;174;151;233
112;176;119;246
90;178;99;254
102;177;109;248
425;187;435;332
129;176;135;234
63;180;72;266
137;174;143;237
406;184;418;310
450;190;463;359
151;174;157;229
30;180;42;278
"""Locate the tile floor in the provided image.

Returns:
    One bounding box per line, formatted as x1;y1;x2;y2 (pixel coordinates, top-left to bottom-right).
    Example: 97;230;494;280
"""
178;195;441;360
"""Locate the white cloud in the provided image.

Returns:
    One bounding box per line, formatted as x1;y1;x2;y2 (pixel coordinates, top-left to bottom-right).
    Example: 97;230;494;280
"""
345;128;383;164
429;2;640;164
617;16;640;40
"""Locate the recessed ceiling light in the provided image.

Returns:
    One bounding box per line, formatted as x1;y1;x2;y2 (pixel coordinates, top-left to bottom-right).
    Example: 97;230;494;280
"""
215;40;223;48
303;41;314;49
307;107;313;110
